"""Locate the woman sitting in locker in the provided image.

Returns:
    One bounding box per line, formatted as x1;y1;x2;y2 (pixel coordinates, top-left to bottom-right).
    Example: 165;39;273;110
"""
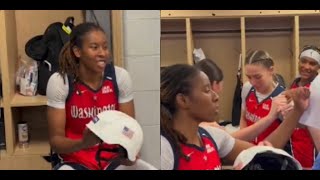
46;22;136;170
285;45;320;169
160;64;309;170
195;58;289;143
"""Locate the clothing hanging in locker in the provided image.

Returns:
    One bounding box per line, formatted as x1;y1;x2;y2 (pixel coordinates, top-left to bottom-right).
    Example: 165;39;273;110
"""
231;54;243;126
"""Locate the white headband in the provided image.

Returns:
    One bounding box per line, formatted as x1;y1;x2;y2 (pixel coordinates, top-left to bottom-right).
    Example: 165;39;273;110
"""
300;49;320;64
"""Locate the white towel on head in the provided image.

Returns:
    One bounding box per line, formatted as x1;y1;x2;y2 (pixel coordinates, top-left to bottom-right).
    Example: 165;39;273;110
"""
300;49;320;64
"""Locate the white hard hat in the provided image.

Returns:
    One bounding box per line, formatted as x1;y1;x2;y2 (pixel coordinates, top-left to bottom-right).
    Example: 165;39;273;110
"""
86;110;143;162
233;146;302;170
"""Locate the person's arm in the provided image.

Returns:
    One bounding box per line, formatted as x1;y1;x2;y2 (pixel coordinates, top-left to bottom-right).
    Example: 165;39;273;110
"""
116;66;135;118
232;94;288;141
224;107;303;164
233;115;275;141
224;87;310;163
299;75;320;152
239;82;251;129
48;107;85;153
202;110;278;142
239;109;247;129
264;107;303;149
47;74;100;154
202;126;253;165
265;87;309;149
160;136;174;170
119;101;135;118
202;113;275;142
115;67;136;165
307;126;320;151
222;139;254;165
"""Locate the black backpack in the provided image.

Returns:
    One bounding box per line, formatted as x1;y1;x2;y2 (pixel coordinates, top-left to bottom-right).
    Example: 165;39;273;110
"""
25;17;75;95
231;74;242;126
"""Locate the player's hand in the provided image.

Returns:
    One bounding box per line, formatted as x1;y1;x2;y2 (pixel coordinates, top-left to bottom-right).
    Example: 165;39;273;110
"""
283;87;310;111
257;141;273;147
268;94;288;119
81;128;101;149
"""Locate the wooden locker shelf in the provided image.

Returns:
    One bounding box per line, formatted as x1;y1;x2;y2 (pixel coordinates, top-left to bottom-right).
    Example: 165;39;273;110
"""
161;18;186;34
11;93;47;107
0;149;7;158
161;10;320;19
299;15;320;48
14;140;50;156
12;106;49;157
191;18;241;33
161;18;187;67
191;18;241;121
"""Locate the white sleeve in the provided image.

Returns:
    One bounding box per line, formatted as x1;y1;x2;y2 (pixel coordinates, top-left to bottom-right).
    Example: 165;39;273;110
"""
46;73;69;109
299;74;320;129
202;126;236;158
115;66;134;104
160;135;174;170
241;81;252;111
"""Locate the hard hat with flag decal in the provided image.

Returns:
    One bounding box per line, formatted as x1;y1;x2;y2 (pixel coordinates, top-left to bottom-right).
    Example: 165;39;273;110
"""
86;110;143;162
233;145;302;170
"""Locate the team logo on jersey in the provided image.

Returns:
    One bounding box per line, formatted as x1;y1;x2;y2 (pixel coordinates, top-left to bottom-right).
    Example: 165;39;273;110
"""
206;144;215;153
76;90;87;95
70;104;116;119
203;155;207;161
102;86;113;94
262;103;270;110
186;151;194;158
245;111;262;123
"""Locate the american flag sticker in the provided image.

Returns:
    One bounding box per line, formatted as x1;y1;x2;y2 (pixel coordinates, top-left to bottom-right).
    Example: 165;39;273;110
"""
122;126;134;139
